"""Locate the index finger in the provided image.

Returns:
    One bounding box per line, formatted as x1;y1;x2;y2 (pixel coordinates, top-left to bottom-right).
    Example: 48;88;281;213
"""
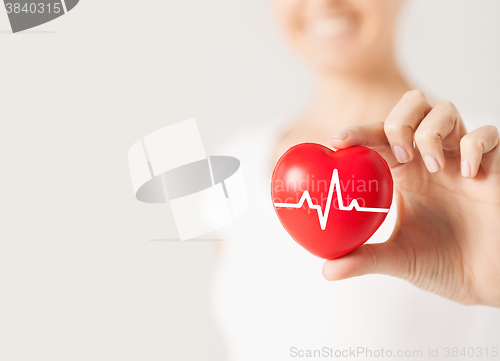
331;121;399;168
384;90;433;164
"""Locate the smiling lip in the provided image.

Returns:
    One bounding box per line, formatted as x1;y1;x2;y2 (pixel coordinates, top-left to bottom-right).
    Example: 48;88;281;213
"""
305;17;354;40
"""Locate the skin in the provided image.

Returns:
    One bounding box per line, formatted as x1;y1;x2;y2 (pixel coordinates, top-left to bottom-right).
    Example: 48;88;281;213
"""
271;0;500;306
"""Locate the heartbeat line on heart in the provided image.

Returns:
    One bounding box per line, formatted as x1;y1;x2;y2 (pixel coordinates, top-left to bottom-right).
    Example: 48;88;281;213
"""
273;169;390;230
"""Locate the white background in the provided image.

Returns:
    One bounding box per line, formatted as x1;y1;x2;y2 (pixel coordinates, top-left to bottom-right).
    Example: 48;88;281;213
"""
0;0;499;360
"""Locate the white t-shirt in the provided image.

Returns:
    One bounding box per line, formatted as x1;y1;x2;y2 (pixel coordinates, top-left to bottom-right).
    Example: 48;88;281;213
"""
210;117;500;361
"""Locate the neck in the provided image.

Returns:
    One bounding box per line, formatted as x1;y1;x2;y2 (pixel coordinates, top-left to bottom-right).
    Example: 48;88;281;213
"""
302;59;411;134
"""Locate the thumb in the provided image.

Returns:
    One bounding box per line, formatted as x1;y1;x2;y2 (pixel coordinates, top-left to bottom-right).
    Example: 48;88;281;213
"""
322;241;410;281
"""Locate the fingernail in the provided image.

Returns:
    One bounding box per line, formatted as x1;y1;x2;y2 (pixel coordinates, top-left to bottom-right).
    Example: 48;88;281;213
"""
394;146;409;163
332;132;348;141
424;155;440;173
461;160;471;177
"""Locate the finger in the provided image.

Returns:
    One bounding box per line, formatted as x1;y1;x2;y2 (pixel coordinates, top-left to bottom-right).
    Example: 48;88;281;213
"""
322;241;409;280
331;122;399;167
414;101;467;173
460;125;500;178
384;90;432;164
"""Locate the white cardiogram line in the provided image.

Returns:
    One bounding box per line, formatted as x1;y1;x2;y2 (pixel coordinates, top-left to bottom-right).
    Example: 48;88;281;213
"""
273;169;389;230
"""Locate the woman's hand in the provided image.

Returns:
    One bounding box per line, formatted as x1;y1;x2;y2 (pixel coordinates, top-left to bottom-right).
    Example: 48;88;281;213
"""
323;90;500;307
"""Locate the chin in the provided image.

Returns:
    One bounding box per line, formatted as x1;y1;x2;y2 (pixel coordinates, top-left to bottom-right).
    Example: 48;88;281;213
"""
295;35;371;71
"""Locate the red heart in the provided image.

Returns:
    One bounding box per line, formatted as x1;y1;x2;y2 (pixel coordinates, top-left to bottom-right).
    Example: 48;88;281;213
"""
271;144;393;259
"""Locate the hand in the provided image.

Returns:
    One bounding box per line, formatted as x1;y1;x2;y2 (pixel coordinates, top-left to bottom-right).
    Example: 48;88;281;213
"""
323;90;500;307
